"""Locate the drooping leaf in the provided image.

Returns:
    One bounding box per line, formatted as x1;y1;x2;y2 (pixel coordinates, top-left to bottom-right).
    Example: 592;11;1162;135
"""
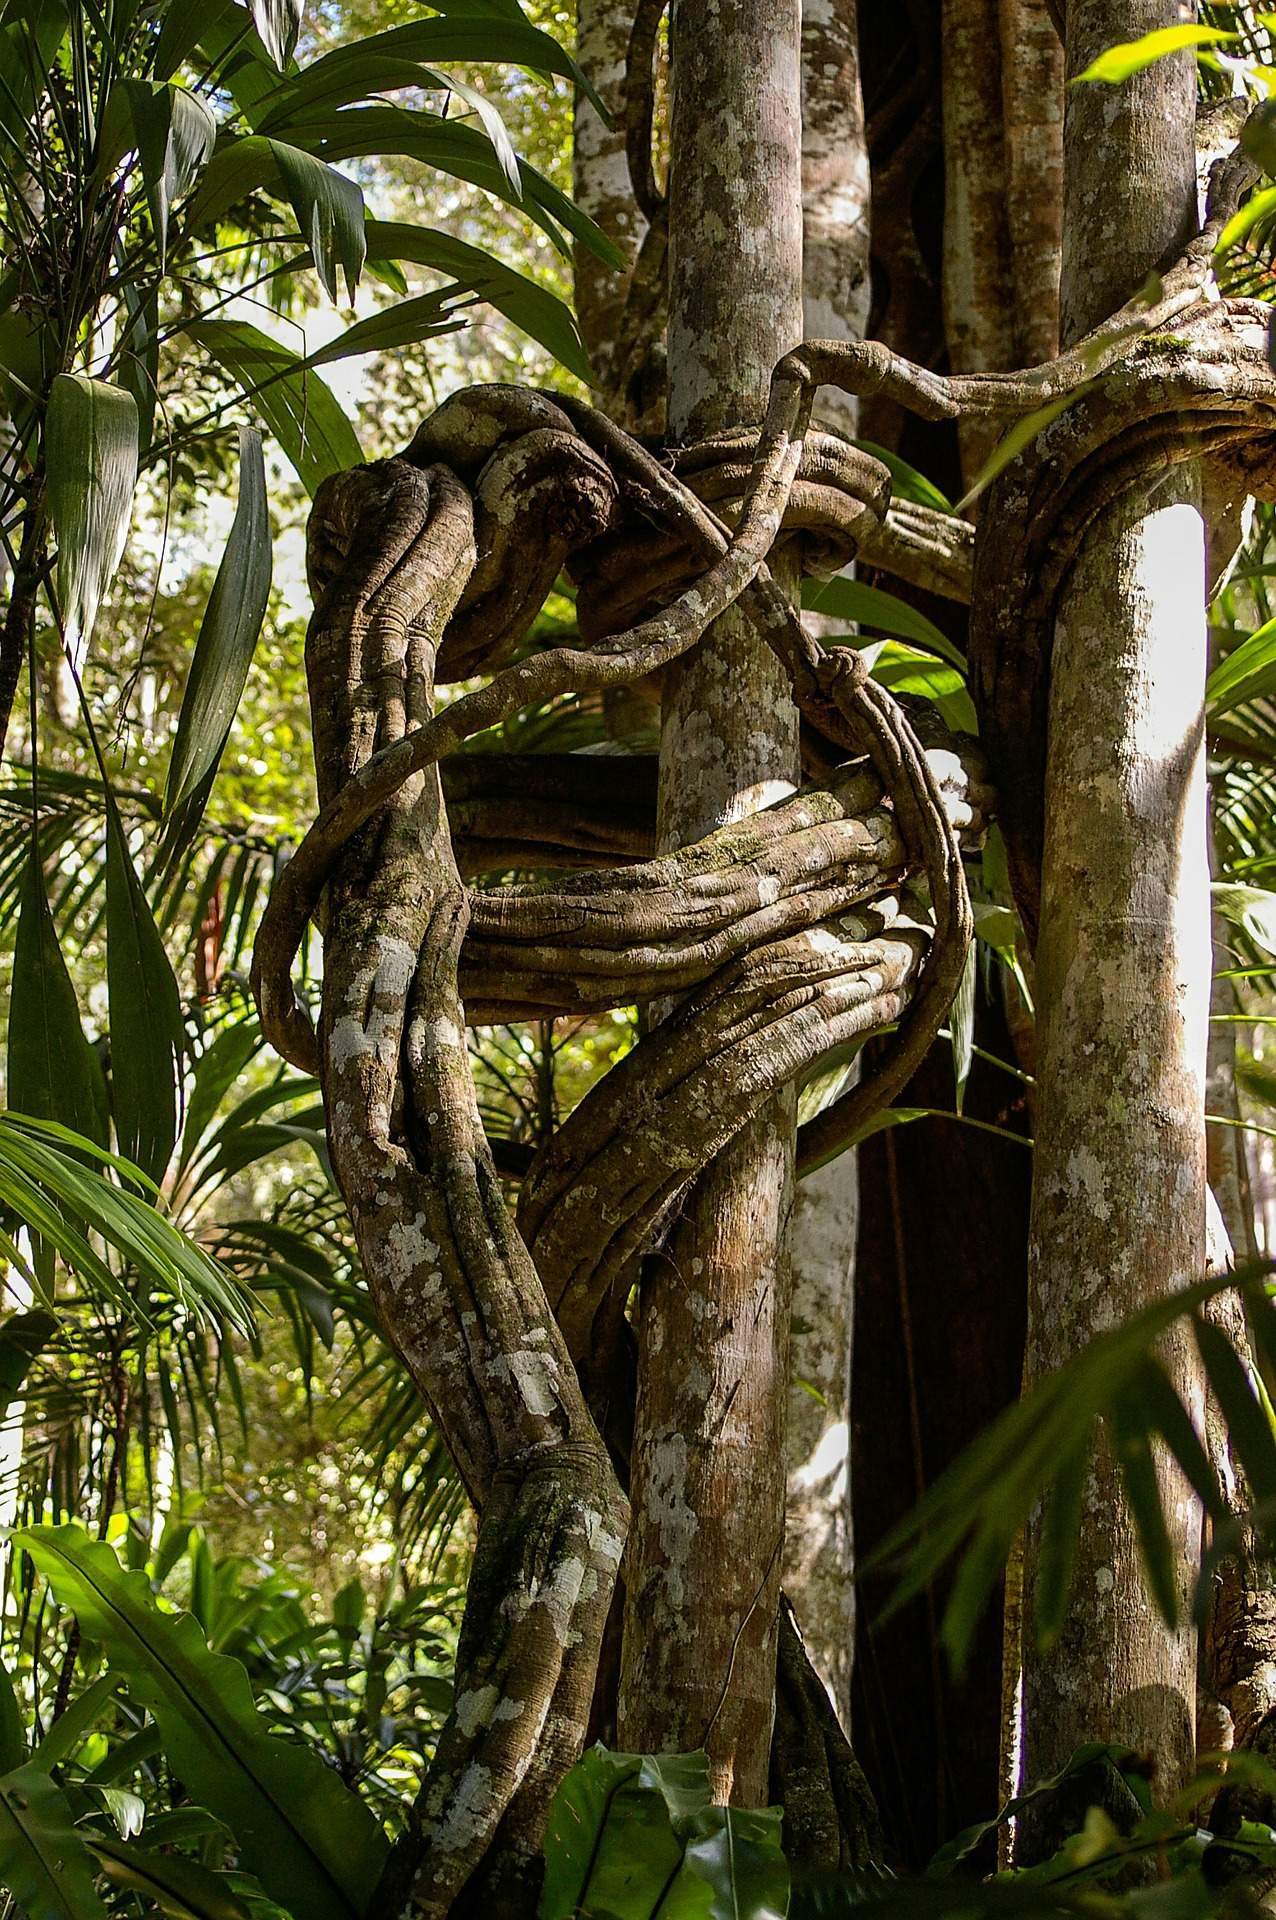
0;1305;54;1421
186;319;361;493
8;839;109;1146
1074;23;1235;84
364;221;589;377
124;80;216;266
88;1834;251;1920
0;1116;251;1328
266;139;365;300
165;428;271;835
105;797;184;1183
247;0;302;70
1193;1313;1276;1503
45;375;138;660
308;285;470;363
253;16;607;129
1107;1396;1179;1629
0;1764;110;1920
249;103;622;266
14;1527;389;1920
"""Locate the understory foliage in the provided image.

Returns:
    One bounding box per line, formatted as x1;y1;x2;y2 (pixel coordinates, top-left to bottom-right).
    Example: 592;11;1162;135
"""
12;4;1276;1920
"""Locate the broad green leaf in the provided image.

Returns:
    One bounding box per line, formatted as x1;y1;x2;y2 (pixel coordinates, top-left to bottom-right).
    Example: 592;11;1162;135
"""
8;840;109;1146
309;286;469;363
0;1763;110;1920
165;428;271;829
539;1747;708;1920
1074;24;1235;84
154;0;233;80
45;375;138;659
88;1834;251;1920
124;80;216;266
1206;614;1276;713
268;139;365;301
364;221;589;378
15;1527;389;1920
105;798;184;1184
0;1658;23;1773
868;644;978;733
680;1805;789;1920
801;577;963;665
186;319;361;494
247;0;301;70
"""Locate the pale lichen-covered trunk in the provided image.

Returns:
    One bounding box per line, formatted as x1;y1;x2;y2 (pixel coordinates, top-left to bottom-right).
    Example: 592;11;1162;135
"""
572;0;647;405
1016;0;1208;1843
941;0;1062;478
782;0;871;1727
617;0;805;1804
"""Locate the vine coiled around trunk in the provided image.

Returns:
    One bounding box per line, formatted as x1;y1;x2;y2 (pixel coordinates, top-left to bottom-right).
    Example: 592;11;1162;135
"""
249;132;1276;1911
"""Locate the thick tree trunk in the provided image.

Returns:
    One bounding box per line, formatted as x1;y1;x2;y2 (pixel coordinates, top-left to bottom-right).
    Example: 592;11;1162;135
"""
1015;0;1208;1845
782;0;872;1725
941;0;1062;478
617;0;805;1804
572;0;649;415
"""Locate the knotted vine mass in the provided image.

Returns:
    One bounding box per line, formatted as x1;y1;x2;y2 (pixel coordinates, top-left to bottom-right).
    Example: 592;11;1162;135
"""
248;135;1276;1919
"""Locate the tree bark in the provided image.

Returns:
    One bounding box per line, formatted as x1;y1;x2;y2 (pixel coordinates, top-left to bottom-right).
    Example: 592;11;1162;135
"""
782;0;872;1726
1015;0;1208;1843
617;0;805;1805
572;0;648;405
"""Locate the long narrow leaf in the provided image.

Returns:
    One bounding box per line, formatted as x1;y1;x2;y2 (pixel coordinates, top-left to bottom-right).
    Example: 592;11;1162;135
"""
8;839;108;1146
45;375;138;660
15;1527;389;1920
0;1764;110;1920
186;319;361;493
105;798;184;1184
165;428;271;835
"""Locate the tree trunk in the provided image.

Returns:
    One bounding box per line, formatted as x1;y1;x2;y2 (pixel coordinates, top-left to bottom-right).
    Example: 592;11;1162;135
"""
782;0;872;1725
617;0;805;1805
1015;0;1208;1846
572;0;650;418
